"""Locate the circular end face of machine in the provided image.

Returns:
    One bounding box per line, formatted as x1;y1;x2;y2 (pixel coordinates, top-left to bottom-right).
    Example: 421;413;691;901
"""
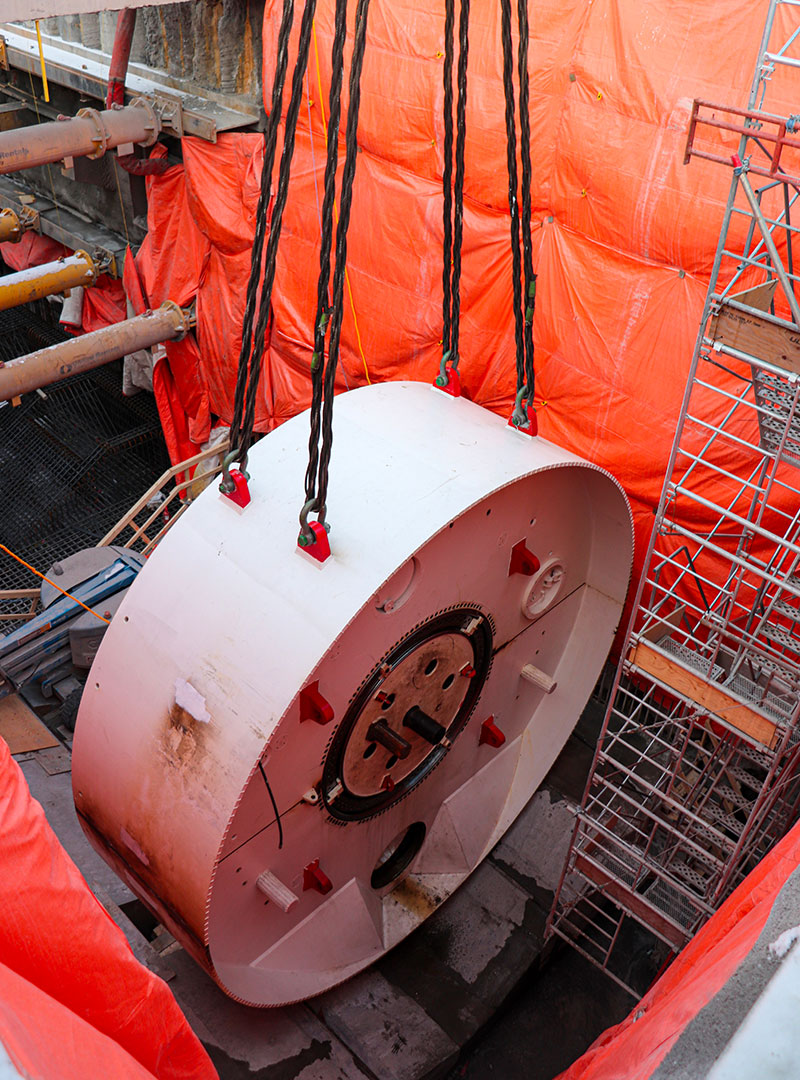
322;607;492;821
71;381;633;1007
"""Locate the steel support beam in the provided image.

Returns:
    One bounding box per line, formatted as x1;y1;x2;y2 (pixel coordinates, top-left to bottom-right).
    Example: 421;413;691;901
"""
0;99;159;175
0;302;187;401
0;251;96;311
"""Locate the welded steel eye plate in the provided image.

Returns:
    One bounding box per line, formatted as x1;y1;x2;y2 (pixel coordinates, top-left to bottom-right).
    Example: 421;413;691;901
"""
72;381;633;1007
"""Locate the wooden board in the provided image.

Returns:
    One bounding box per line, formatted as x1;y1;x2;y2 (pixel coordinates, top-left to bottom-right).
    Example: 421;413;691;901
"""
0;695;59;754
629;640;778;749
574;851;690;950
710;302;800;375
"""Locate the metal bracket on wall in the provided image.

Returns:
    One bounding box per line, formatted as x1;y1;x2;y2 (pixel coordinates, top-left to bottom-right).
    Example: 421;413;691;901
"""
153;94;183;139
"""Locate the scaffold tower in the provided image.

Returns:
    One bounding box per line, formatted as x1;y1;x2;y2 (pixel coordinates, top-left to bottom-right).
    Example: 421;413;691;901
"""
547;0;800;995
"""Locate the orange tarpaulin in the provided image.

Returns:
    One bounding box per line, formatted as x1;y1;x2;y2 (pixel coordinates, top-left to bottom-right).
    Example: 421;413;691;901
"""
0;736;216;1079
129;1;798;604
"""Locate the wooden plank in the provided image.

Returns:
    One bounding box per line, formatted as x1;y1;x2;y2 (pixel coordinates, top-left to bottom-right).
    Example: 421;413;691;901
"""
0;695;59;754
629;640;778;749
574;852;690;950
709;303;800;375
726;280;778;312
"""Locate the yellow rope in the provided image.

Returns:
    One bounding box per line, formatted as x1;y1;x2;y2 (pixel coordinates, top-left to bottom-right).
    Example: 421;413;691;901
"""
0;544;109;624
312;19;370;384
34;21;50;102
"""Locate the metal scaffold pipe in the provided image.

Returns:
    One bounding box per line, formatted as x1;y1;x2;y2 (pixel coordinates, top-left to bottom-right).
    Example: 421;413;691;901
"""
0;251;97;312
0;208;23;243
0;302;187;401
0;100;160;176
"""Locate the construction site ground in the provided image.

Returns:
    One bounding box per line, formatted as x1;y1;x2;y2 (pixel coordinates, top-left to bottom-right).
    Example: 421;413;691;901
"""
8;687;641;1080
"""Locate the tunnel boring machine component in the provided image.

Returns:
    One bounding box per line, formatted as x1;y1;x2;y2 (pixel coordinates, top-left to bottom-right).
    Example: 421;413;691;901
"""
71;380;633;1007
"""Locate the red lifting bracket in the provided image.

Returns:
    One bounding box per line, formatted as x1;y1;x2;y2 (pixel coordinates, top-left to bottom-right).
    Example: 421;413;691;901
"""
303;858;333;895
479;716;505;748
297;499;331;563
299;681;334;725
507;402;538;437
219;451;251;509
433;353;461;397
509;539;540;577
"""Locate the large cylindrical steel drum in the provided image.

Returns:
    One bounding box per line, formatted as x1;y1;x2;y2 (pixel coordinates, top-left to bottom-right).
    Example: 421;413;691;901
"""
72;380;632;1006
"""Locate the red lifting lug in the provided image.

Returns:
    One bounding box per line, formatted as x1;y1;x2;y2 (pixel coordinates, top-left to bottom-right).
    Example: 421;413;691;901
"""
507;404;538;437
479;716;505;748
299;680;334;725
509;539;540;577
221;468;251;508
297;520;331;563
433;365;461;398
460;663;476;679
381;774;395;792
303;858;333;895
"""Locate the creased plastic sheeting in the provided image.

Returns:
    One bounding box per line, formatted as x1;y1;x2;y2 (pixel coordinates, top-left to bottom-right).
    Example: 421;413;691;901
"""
134;138;264;460
556;813;800;1080
0;736;217;1080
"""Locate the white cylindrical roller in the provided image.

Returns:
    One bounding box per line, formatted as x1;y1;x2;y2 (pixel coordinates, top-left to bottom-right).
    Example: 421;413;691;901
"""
72;380;633;1006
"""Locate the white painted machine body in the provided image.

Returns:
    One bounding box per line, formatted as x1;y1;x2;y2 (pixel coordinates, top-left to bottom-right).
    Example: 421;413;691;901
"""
72;380;633;1006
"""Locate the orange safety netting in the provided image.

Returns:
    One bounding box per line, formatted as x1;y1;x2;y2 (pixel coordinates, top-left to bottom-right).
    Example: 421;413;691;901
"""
0;736;216;1080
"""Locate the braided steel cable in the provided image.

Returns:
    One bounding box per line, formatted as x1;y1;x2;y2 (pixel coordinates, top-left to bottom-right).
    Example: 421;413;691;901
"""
313;0;372;524
500;0;525;395
237;0;320;467
229;0;295;460
516;0;536;401
441;0;455;360
305;0;349;505
449;0;470;366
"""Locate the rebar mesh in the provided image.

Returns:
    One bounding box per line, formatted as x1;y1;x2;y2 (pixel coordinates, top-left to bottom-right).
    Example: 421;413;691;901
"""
0;302;169;598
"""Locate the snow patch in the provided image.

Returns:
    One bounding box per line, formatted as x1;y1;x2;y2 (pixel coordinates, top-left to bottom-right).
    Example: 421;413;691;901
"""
174;678;211;724
768;925;800;960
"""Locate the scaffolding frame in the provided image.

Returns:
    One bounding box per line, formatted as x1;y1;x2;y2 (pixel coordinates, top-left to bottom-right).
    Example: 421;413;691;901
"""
548;0;800;996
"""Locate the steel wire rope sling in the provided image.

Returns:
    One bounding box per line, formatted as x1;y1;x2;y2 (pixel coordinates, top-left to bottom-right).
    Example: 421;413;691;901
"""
220;0;320;508
501;0;538;436
434;0;470;398
298;0;372;561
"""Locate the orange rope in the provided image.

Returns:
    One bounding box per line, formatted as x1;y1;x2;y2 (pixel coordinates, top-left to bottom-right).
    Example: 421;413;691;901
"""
0;543;110;624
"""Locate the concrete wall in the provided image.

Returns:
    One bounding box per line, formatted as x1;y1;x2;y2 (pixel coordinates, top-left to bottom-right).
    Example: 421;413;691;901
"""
34;0;264;104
